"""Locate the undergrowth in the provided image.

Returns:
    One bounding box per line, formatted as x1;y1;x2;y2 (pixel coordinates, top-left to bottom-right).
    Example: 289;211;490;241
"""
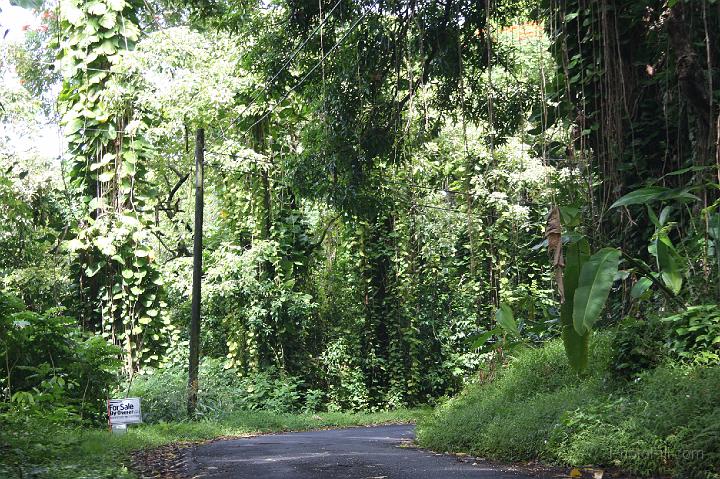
0;409;427;478
417;335;720;479
127;359;314;422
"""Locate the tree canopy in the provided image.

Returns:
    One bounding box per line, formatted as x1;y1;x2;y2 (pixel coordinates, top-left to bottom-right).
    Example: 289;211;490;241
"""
1;2;719;475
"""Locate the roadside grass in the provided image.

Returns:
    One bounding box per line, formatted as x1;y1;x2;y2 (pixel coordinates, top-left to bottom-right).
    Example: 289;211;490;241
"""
416;336;720;479
1;408;428;479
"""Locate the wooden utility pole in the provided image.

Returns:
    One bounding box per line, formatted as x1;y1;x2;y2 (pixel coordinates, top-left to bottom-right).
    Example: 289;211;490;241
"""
187;128;204;416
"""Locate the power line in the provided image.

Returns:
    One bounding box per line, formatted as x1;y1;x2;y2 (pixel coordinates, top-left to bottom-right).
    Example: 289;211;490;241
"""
241;9;370;136
206;9;369;156
234;0;346;121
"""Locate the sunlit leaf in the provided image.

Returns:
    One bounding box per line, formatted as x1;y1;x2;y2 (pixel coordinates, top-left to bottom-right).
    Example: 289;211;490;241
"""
656;233;683;294
573;248;621;335
611;187;699;208
561;238;590;371
630;277;652;299
495;303;519;337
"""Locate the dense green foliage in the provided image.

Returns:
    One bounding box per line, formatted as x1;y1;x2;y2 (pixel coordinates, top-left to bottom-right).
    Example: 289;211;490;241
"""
0;292;120;422
418;334;720;478
2;0;720;477
130;359;316;422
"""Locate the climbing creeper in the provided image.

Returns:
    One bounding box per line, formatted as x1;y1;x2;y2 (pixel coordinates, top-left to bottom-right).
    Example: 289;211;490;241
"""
58;0;168;374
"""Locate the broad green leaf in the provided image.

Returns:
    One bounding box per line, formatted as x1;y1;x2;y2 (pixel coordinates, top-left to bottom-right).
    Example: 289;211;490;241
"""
495;304;519;337
123;151;138;164
122;269;134;279
611;187;699;208
97;40;117;55
630;277;653;299
85;261;105;277
123;161;137;176
469;329;498;350
87;1;108;15
99;13;117;30
60;0;84;25
562;325;590;373
561;237;590;371
65;117;84;135
656;233;683;294
84;19;98;35
654;189;699;202
611;187;670;208
573;248;621;335
659;206;673;226
661;165;712;178
138;317;152;325
562;238;591;323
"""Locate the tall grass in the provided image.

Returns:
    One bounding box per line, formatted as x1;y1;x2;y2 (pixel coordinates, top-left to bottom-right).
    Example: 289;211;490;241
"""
417;335;720;479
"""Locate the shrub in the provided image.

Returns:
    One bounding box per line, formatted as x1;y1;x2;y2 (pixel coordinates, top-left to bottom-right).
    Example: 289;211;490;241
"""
613;306;720;378
129;359;307;422
662;305;720;365
611;315;667;378
0;292;121;422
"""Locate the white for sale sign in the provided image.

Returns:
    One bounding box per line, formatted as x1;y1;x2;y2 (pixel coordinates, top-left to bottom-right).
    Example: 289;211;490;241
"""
107;398;142;425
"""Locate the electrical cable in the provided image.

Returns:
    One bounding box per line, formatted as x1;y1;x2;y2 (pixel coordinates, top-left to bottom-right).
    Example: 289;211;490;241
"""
240;9;370;136
234;0;346;121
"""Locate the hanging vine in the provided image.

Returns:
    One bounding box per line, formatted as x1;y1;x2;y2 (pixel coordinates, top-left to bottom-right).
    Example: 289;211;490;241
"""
58;0;168;375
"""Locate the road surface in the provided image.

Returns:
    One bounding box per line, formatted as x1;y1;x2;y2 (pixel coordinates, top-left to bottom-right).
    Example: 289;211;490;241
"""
185;424;541;478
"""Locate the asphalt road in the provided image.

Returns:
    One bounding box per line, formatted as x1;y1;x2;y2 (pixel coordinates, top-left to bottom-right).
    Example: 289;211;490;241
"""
185;425;539;479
